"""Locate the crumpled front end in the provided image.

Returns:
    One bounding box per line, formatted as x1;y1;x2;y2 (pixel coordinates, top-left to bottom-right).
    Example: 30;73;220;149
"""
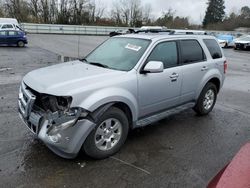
18;81;95;158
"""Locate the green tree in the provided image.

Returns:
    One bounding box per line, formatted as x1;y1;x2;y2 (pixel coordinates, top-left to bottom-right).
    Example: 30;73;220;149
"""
241;6;250;19
203;0;225;27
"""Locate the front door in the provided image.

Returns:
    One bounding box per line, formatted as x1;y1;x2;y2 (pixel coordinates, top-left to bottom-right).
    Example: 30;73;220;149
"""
7;31;19;45
0;31;7;44
138;41;183;118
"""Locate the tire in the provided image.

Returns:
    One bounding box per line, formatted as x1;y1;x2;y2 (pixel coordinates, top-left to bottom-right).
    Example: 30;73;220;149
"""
224;43;228;48
17;41;25;47
193;82;217;116
83;107;129;159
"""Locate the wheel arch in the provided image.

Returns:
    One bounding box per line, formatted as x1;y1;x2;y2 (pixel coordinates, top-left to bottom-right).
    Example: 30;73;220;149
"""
195;71;222;100
76;88;139;124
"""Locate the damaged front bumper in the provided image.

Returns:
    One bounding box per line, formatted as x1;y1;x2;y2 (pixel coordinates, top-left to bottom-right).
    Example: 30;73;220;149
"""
18;82;96;159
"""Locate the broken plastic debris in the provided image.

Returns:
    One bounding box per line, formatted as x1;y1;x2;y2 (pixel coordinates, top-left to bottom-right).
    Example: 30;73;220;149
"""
77;162;86;168
0;67;13;72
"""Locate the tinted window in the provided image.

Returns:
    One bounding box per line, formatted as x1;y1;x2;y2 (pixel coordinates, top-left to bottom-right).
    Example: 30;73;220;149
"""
0;31;7;36
8;31;17;36
2;24;13;29
180;40;205;64
147;41;178;68
203;39;222;59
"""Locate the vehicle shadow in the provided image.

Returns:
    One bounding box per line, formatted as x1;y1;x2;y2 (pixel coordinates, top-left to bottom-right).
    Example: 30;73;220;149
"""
0;45;28;49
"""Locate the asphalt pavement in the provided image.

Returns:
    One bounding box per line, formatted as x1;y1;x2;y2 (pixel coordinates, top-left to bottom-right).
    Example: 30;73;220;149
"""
0;34;250;188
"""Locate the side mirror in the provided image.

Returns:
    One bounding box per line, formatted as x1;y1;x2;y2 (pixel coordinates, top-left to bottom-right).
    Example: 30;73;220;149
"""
143;61;164;73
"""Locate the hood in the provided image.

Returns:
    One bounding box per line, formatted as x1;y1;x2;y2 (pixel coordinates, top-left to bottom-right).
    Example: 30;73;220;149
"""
23;60;125;96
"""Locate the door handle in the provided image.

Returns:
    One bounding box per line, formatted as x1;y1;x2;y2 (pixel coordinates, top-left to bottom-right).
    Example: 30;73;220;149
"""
170;73;179;79
170;73;179;81
201;66;208;71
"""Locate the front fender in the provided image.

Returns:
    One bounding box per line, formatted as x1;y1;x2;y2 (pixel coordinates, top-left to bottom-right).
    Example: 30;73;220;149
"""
78;87;138;122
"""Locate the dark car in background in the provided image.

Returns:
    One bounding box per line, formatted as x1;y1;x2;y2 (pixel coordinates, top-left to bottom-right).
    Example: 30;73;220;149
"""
0;30;27;47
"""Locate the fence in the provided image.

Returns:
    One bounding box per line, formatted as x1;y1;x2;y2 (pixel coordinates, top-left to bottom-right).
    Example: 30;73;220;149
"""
21;23;249;36
21;23;132;35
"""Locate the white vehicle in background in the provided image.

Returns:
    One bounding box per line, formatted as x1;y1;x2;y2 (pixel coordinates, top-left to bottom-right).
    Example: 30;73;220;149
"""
140;26;166;30
0;18;22;31
234;35;250;50
171;29;207;35
0;18;18;24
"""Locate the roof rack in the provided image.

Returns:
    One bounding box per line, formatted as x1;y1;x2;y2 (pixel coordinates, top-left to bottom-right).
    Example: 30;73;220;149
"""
134;29;172;34
169;30;207;35
133;29;207;35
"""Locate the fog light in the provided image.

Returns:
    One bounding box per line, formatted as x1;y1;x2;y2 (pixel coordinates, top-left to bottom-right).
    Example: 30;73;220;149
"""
49;133;61;143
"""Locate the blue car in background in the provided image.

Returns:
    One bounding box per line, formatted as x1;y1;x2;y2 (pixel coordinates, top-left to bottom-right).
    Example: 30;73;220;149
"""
216;34;234;48
0;30;27;47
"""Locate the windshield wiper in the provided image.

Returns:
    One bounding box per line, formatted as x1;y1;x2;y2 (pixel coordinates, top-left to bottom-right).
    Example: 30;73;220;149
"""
89;62;110;68
79;58;88;62
80;59;110;69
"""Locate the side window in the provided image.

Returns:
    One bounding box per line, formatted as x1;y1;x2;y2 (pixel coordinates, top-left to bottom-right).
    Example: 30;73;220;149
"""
147;41;178;69
8;31;17;36
0;31;7;36
203;39;222;59
180;40;205;64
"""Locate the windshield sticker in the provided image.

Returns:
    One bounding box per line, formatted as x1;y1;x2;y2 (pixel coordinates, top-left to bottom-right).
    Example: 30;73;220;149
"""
125;43;142;51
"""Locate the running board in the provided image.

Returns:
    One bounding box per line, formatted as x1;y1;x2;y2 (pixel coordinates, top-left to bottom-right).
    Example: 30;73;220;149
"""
136;102;195;128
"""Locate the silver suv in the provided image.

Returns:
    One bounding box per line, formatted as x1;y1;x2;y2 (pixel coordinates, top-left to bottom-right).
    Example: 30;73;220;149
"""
18;34;227;159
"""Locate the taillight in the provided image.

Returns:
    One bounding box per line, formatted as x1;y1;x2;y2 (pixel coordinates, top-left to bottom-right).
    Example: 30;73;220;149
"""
224;61;227;74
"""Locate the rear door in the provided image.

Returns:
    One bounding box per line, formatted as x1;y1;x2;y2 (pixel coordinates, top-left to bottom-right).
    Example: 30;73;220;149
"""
138;40;183;117
179;39;209;103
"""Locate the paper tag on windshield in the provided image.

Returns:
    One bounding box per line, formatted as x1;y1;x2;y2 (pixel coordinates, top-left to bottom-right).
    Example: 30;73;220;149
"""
125;43;142;51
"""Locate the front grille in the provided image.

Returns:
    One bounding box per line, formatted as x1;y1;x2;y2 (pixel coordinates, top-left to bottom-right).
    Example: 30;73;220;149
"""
236;43;244;48
18;82;38;134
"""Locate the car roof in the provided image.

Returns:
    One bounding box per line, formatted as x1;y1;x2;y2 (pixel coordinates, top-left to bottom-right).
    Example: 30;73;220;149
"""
116;33;216;41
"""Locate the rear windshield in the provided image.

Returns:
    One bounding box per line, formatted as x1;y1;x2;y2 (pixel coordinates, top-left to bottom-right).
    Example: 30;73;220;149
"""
203;39;222;59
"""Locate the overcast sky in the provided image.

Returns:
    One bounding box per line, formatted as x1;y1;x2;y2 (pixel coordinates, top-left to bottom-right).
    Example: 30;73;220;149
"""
104;0;249;24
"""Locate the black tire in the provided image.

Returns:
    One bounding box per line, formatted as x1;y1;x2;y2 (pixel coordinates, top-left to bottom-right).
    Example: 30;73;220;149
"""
83;107;129;159
17;41;25;47
224;43;228;48
193;82;217;116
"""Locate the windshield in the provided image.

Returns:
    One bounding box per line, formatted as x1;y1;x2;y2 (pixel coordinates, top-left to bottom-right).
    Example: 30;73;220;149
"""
85;37;151;71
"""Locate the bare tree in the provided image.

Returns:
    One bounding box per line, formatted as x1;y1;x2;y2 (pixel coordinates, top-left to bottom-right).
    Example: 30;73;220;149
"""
40;0;50;23
4;0;30;22
129;0;142;27
111;0;122;25
29;0;40;22
142;3;152;24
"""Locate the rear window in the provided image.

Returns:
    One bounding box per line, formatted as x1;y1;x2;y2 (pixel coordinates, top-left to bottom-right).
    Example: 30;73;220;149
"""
203;39;222;59
2;24;14;29
180;40;205;64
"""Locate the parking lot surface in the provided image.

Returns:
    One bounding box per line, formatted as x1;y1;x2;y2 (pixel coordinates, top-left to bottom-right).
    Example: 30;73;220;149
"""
0;34;250;188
